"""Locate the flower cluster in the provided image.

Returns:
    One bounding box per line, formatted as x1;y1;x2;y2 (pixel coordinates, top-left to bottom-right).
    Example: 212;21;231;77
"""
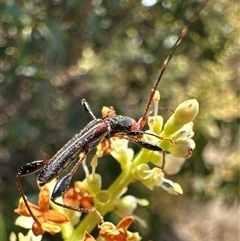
12;92;199;241
81;216;141;241
13;182;70;239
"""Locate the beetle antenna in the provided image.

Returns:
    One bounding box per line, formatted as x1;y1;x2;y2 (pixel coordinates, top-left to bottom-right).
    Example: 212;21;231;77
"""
138;0;209;128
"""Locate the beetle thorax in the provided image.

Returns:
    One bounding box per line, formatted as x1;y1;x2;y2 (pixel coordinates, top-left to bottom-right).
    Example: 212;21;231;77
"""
107;115;134;135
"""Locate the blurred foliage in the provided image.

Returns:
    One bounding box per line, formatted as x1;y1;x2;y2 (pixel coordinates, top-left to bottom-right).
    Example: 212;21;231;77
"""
1;0;239;240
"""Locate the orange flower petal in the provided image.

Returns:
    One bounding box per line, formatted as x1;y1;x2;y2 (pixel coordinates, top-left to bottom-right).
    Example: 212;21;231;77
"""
46;210;70;223
81;199;93;209
81;232;96;241
100;222;128;241
15;183;70;237
38;186;50;212
64;183;93;209
64;188;76;201
97;139;113;156
101;231;127;241
116;216;134;230
99;217;136;241
14;198;42;217
113;232;127;241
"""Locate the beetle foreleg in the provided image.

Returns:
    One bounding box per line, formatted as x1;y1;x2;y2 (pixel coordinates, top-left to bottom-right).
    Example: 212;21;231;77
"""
117;131;175;144
124;136;166;168
17;159;50;177
16;159;51;229
123;136;163;152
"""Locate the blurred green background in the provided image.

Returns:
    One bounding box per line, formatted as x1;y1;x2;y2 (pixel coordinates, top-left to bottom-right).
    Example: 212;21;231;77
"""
1;0;239;240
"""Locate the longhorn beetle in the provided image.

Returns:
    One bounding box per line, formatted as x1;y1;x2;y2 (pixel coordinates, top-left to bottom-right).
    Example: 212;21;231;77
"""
16;0;209;230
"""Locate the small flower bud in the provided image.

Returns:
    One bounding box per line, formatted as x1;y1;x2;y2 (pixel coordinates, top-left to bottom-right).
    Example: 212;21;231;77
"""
174;99;199;124
163;99;199;135
148;115;163;135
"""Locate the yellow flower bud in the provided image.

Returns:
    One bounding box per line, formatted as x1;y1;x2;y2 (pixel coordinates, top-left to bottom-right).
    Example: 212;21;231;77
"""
148;115;163;135
174;99;199;125
163;99;199;135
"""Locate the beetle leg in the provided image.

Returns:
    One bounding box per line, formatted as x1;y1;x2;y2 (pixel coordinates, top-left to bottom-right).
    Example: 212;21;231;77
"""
16;158;51;228
123;136;164;152
114;135;166;168
51;153;95;213
117;131;175;144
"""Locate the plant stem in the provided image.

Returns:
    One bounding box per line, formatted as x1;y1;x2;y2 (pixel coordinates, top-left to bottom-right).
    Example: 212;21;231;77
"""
69;148;152;241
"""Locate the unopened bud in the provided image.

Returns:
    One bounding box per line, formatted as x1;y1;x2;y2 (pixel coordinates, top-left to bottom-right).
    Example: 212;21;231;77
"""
163;99;199;135
174;99;199;125
148;115;163;135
